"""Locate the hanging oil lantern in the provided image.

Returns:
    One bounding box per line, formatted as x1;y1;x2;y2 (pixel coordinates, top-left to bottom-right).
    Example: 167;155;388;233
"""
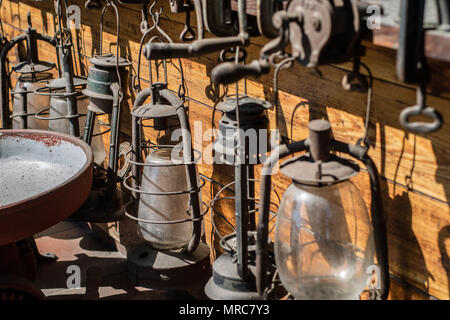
34;77;106;165
205;94;272;300
69;54;131;222
121;20;210;296
256;119;389;300
70;0;133;222
124;81;210;297
127;83;205;242
0;13;55;129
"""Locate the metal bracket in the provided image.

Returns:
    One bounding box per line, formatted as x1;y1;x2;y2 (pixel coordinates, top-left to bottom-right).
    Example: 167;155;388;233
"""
396;0;443;134
143;0;250;60
211;0;364;85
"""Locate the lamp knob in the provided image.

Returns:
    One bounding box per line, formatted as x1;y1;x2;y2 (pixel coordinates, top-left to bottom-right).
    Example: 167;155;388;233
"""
308;119;331;162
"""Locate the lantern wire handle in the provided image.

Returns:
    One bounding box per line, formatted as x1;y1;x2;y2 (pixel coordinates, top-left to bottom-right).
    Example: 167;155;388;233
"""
99;0;122;94
273;56;295;143
358;61;374;148
134;0;187;102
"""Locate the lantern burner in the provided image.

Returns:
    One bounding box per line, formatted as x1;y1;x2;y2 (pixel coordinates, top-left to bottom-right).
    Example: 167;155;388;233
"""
281;119;360;186
131;82;180;131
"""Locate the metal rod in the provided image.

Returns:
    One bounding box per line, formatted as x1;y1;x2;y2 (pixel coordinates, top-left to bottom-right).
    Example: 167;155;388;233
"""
247;164;256;230
176;104;202;255
256;140;308;297
106;82;122;200
55;0;80;137
17;89;28;129
235;161;249;279
83;109;96;145
234;43;249;280
60;51;80;137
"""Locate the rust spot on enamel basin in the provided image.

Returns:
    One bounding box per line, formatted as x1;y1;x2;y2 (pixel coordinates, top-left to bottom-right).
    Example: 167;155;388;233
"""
0;130;93;246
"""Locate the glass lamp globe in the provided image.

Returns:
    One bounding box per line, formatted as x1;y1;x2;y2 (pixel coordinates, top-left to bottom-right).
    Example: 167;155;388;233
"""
274;179;375;300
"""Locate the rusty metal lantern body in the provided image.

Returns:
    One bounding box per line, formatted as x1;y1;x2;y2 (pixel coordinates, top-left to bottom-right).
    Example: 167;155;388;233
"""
205;95;273;300
257;120;390;300
122;22;210;296
125;82;210;297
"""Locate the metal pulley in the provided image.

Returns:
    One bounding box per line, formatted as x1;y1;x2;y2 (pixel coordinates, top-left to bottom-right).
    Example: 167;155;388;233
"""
211;0;367;86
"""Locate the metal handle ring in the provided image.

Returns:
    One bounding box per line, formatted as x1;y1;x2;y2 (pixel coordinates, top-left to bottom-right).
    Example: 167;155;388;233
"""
399;104;443;134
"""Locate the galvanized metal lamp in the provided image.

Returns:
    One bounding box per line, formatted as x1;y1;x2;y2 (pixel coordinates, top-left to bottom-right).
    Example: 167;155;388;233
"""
122;8;210;297
256;119;390;300
71;0;132;222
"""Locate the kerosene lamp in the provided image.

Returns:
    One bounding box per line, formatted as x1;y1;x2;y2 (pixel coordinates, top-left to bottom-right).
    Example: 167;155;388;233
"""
0;13;55;130
122;5;210;297
71;0;132;222
256;119;390;300
36;77;106;165
204;93;272;300
204;41;273;299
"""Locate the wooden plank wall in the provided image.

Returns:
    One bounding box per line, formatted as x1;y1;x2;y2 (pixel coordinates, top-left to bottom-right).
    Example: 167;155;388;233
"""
2;0;449;300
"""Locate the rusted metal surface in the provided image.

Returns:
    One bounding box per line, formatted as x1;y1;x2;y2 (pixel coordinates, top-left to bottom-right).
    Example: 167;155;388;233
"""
0;129;93;245
0;274;45;300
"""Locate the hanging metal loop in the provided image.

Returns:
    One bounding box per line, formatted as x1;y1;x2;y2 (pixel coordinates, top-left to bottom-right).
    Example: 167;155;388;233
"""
134;0;186;100
180;0;196;41
399;84;443;134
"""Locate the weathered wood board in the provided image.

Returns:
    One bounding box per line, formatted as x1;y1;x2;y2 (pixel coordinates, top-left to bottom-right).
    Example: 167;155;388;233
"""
2;0;449;300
